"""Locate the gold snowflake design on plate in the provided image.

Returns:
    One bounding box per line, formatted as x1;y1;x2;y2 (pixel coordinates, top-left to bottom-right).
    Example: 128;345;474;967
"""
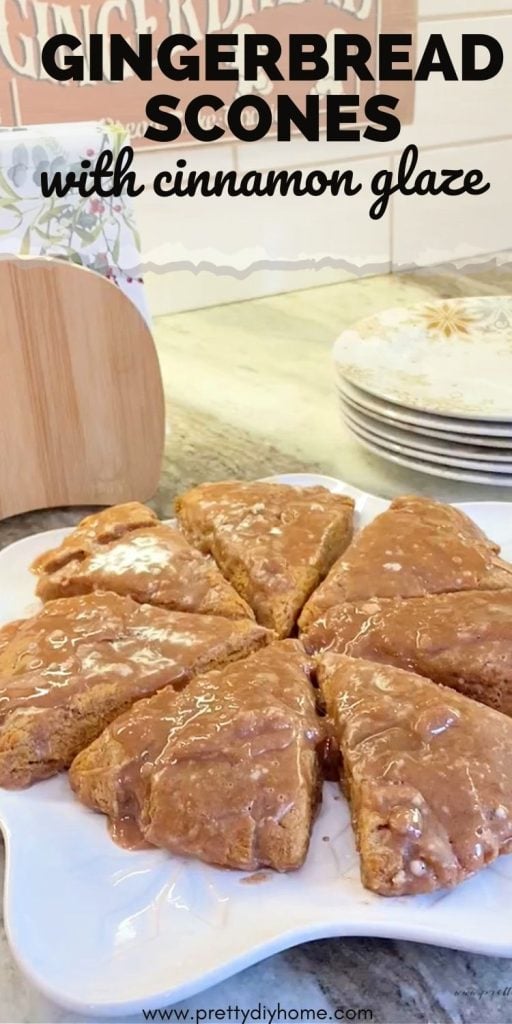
414;301;476;339
333;296;512;418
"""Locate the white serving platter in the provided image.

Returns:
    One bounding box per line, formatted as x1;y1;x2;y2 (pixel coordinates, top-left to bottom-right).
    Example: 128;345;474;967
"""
1;473;512;1020
333;297;512;420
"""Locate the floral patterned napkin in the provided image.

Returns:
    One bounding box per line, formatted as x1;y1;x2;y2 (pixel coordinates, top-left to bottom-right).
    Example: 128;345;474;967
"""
0;121;149;324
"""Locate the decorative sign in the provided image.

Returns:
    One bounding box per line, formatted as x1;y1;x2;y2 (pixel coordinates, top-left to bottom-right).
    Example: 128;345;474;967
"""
0;0;417;148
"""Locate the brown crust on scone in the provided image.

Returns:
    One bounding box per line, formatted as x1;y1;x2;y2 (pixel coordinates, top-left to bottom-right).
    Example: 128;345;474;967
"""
71;640;322;872
175;481;355;638
299;495;512;630
32;503;158;575
31;504;253;620
0;593;270;789
0;619;24;657
318;654;512;896
303;590;512;717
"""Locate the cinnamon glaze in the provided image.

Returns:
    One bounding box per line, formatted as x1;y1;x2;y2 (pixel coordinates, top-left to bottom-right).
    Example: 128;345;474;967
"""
71;641;323;872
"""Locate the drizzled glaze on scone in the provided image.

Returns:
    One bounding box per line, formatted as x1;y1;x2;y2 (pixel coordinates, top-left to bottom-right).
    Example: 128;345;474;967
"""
0;593;270;788
31;503;252;619
318;654;512;896
304;590;512;716
70;641;322;872
176;481;355;637
299;495;512;630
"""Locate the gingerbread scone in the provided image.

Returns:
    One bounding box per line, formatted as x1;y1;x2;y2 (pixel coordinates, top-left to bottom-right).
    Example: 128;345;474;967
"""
299;495;512;630
32;502;157;575
31;502;252;620
0;593;270;789
318;654;512;897
0;619;24;657
175;481;355;638
304;591;512;716
71;641;323;872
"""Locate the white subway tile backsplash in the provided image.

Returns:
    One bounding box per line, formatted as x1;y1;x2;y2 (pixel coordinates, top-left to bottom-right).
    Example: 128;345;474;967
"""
133;7;512;315
144;265;360;316
138;155;391;312
400;14;512;149
137;158;390;264
133;12;512;190
234;13;512;174
391;138;512;268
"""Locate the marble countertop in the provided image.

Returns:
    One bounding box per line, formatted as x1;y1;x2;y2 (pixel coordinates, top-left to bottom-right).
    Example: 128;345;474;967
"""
2;266;512;1023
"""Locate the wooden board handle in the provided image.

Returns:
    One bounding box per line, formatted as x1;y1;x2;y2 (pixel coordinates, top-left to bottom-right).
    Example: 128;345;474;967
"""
0;256;165;519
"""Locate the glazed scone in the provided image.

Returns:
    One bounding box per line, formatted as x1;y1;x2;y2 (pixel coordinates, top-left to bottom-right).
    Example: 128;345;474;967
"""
32;502;157;573
299;495;512;630
0;593;270;789
318;654;512;897
71;640;322;872
31;503;252;620
304;591;512;716
175;481;355;638
0;619;23;657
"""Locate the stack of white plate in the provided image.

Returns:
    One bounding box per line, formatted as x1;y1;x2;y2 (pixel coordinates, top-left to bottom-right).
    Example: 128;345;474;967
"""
333;296;512;486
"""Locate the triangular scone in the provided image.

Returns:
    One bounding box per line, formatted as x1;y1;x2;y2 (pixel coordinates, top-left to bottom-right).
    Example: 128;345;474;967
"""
299;495;512;630
71;640;322;872
31;503;253;620
32;502;158;573
304;591;512;716
318;654;512;896
0;593;270;789
175;481;355;637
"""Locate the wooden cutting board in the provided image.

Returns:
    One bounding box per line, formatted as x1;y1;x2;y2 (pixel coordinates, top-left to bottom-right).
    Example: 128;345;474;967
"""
0;257;165;520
